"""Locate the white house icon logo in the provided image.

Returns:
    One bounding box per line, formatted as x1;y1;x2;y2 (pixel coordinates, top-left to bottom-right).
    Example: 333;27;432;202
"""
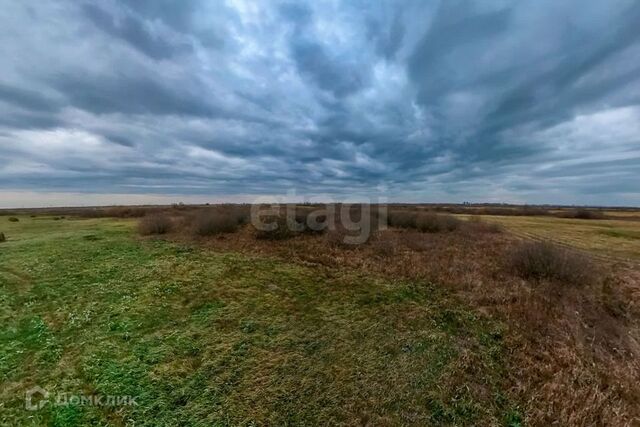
25;386;49;411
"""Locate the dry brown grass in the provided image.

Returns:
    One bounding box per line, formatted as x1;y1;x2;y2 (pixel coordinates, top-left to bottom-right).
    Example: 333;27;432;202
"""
415;212;461;232
509;241;599;286
465;215;504;233
105;206;149;218
137;205;252;238
387;210;417;229
388;210;462;232
76;206;153;218
434;205;552;217
466;213;640;261
558;208;607;220
192;211;239;236
389;209;495;234
137;214;173;235
253;215;299;240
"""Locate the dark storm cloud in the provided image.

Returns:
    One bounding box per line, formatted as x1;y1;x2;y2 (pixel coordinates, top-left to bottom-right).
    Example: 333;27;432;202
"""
119;0;199;33
291;40;368;97
51;72;214;116
407;0;640;167
1;0;639;206
367;11;405;60
282;4;369;98
0;82;60;113
82;4;191;60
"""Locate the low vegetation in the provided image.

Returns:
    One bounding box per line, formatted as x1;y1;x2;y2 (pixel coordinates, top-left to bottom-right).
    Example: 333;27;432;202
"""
137;214;172;235
558;208;606;220
471;214;640;260
8;217;19;222
387;210;417;229
434;205;552;217
388;210;461;232
0;217;520;425
466;216;504;233
253;215;299;240
0;232;5;242
192;211;239;236
1;205;639;425
416;212;461;232
508;241;598;286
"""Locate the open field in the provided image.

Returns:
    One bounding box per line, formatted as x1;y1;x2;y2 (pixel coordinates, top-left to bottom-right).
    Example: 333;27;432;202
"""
0;216;519;426
460;214;640;262
1;207;640;426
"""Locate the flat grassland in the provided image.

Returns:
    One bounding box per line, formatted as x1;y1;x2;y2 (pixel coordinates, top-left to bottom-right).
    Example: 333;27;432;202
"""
0;216;519;426
463;214;640;262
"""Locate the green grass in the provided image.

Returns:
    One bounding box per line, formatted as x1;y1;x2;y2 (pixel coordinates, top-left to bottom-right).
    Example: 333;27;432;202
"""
0;216;521;426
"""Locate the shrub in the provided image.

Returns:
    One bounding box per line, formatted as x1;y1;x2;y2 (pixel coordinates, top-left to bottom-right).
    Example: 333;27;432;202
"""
232;206;251;225
193;212;239;236
388;211;417;229
137;215;172;235
465;216;503;233
77;207;150;218
341;204;384;232
253;212;328;240
518;206;550;216
8;217;19;222
0;232;5;242
254;216;295;240
415;213;460;233
509;241;597;286
563;209;605;220
295;212;328;235
326;225;359;247
254;216;298;240
106;207;148;218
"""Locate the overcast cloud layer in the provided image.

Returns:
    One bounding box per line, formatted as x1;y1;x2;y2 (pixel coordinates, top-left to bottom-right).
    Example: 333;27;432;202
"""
1;0;640;207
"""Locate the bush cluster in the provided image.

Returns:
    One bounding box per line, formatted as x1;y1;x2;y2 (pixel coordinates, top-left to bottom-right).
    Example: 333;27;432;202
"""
387;210;460;233
388;211;417;229
559;209;606;220
415;212;460;233
465;216;504;233
193;212;239;236
137;214;173;235
254;216;300;240
509;241;597;286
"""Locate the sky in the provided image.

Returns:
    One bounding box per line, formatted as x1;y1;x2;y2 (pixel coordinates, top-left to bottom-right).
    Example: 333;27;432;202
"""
1;0;639;208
